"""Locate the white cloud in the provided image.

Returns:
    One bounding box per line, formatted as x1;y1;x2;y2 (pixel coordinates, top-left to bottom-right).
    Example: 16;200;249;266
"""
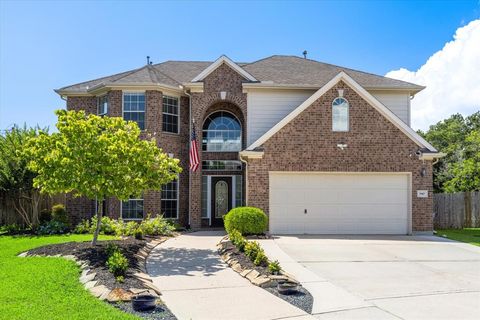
386;19;480;131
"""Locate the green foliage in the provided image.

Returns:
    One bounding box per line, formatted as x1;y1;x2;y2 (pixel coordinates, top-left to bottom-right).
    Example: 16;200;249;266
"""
138;214;175;236
74;219;91;234
134;229;143;240
268;260;282;274
37;220;69;235
253;250;268;266
0;125;45;228
0;223;23;235
115;275;125;283
229;229;247;252
25;109;182;244
244;241;261;261
51;204;68;224
39;209;52;224
419;111;480;192
107;251;129;278
105;243;120;257
224;207;268;235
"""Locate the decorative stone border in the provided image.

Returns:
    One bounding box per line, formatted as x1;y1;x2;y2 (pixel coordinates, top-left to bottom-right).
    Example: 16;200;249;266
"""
216;236;299;288
18;237;166;303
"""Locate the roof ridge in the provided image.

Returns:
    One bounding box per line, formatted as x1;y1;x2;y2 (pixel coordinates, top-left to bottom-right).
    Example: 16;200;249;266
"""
109;65;150;84
56;67;143;91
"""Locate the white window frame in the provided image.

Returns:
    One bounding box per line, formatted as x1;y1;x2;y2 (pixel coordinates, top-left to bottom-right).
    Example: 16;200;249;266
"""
332;97;350;132
120;197;144;221
162;95;180;134
161;176;179;219
97;95;108;116
122;91;146;130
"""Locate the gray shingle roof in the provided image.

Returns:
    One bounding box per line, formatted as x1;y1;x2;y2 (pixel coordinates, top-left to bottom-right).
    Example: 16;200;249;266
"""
56;55;424;93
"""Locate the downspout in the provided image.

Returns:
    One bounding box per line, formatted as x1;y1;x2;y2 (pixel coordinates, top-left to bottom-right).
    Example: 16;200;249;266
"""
183;88;193;228
239;153;249;205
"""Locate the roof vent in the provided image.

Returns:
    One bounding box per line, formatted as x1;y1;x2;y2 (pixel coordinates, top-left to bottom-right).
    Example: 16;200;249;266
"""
302;50;308;59
146;56;152;65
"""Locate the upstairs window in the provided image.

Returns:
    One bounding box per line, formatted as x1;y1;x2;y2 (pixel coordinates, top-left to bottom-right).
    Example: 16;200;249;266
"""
332;97;349;132
97;95;108;116
161;179;178;219
123;92;145;130
163;96;179;134
202;111;241;152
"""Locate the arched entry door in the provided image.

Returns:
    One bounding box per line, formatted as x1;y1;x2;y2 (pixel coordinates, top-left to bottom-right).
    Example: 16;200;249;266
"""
211;177;232;226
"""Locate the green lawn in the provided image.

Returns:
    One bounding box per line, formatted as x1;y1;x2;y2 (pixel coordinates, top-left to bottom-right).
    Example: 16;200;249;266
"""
0;234;139;320
436;228;480;246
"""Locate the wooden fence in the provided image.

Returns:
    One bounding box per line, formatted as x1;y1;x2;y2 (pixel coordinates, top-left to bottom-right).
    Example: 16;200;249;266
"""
434;191;480;229
0;194;66;226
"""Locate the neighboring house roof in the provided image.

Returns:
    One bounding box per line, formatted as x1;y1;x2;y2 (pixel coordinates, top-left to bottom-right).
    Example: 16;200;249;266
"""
56;55;424;94
246;71;437;153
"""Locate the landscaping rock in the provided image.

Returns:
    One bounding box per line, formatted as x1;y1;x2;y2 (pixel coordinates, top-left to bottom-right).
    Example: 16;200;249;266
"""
269;275;290;282
240;269;253;277
106;288;134;302
18;252;28;257
143;281;162;295
62;255;76;261
129;288;148;295
80;272;96;284
134;272;152;282
89;285;110;298
138;249;149;258
84;280;98;289
231;262;243;273
252;275;272;288
246;270;260;282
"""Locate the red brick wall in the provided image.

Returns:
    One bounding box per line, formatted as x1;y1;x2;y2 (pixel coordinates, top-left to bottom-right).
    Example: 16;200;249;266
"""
247;81;433;232
189;63;248;228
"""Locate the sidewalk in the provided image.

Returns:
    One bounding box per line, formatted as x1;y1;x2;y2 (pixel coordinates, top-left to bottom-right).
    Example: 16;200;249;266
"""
146;231;315;320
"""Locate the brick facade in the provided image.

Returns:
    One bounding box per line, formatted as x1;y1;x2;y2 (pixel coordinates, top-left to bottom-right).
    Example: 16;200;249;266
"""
246;81;433;232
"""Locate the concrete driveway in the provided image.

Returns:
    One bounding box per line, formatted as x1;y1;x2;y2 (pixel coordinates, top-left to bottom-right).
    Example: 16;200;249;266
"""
259;235;480;320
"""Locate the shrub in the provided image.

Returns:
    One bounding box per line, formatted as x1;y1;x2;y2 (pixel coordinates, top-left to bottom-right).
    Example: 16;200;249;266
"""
37;220;69;235
229;229;247;252
74;219;91;234
254;250;268;266
39;209;52;224
0;223;23;235
107;251;129;278
88;216;116;235
105;243;120;257
268;260;281;274
139;214;175;236
223;207;268;235
244;241;261;261
115;275;125;283
51;204;68;224
134;229;143;240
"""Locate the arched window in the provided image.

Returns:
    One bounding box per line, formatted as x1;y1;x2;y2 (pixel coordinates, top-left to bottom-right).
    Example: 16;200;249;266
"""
332;97;349;131
202;111;241;151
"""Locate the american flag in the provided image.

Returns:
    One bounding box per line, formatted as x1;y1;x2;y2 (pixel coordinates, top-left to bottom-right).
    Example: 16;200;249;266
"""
189;125;200;172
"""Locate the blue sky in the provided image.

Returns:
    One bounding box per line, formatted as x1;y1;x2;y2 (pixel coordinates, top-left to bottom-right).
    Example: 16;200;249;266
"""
1;0;479;130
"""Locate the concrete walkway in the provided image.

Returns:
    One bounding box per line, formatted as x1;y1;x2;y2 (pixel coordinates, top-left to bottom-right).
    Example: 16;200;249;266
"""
147;231;315;320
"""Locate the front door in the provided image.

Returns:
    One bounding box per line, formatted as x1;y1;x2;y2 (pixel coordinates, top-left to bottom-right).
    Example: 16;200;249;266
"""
211;177;232;227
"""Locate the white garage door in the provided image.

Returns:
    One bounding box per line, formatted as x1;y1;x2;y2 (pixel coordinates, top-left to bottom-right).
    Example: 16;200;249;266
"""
269;173;409;234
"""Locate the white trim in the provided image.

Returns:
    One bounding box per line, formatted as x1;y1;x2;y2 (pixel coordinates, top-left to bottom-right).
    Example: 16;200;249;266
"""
191;55;257;82
332;97;350;132
239;150;264;159
419;152;447;160
246;72;437;152
97;94;108;116
242;82;424;93
202;110;242;152
122;91;146;131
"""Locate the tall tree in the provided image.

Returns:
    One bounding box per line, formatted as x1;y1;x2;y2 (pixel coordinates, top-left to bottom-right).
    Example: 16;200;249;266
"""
26;110;182;244
419;111;480;192
0;126;44;228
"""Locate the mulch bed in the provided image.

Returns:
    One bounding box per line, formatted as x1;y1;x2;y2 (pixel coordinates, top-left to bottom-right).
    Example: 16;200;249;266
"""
220;239;313;314
28;238;145;290
27;237;177;320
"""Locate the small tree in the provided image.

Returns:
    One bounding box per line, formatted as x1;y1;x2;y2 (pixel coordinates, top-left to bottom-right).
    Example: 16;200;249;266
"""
26;110;182;244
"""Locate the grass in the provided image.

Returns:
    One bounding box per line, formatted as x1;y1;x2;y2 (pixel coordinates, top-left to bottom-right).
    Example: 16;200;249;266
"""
0;234;139;320
436;228;480;246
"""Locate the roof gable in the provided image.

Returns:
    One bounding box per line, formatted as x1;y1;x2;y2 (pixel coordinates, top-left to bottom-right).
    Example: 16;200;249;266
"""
191;55;257;82
246;71;437;152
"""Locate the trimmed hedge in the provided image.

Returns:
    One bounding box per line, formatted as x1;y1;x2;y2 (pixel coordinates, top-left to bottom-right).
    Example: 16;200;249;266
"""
223;206;268;235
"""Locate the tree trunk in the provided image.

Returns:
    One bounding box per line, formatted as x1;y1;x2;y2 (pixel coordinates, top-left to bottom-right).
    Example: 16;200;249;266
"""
91;199;103;245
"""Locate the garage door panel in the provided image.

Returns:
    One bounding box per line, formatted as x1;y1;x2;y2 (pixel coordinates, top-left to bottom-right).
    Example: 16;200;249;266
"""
269;173;409;235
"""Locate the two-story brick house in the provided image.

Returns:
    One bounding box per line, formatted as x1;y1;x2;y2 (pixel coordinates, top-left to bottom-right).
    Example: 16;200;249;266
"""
56;55;443;234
